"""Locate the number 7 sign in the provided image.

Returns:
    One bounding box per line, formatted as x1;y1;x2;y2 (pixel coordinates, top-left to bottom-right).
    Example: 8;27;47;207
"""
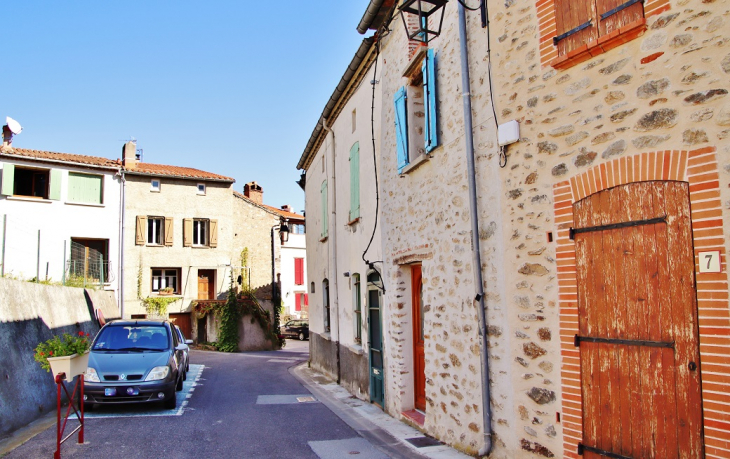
698;251;721;273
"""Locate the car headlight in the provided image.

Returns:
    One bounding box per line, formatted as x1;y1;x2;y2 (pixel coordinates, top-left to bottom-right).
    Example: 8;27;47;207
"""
85;367;100;383
145;366;170;381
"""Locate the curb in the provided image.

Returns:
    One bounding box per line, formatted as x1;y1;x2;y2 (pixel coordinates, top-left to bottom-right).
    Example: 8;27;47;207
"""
290;362;472;459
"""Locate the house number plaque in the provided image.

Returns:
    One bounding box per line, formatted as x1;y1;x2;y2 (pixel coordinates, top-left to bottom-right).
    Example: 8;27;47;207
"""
698;251;721;273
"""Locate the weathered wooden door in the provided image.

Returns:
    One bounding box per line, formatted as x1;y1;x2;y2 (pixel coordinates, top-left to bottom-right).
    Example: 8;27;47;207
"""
169;313;192;339
574;181;704;458
411;264;426;411
198;270;215;300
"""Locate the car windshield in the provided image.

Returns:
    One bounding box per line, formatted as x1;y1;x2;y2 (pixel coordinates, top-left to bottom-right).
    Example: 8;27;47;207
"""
92;325;169;351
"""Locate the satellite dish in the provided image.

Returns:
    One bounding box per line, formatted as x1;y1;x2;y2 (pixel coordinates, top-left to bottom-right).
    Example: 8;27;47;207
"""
5;117;22;135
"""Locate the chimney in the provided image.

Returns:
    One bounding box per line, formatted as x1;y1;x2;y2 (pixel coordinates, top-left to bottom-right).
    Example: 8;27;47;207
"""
2;125;12;149
122;141;137;170
244;181;263;204
281;205;292;213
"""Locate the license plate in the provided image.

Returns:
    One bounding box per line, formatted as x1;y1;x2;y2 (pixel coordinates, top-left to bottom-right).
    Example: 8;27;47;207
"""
104;388;117;396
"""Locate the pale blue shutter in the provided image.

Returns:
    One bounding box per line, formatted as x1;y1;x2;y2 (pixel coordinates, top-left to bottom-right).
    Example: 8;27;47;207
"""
394;87;408;173
349;142;360;221
1;164;14;195
321;180;328;238
423;48;438;152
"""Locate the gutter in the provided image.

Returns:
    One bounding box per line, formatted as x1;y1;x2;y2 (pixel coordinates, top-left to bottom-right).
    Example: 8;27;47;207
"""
458;4;493;455
297;37;376;171
356;0;388;34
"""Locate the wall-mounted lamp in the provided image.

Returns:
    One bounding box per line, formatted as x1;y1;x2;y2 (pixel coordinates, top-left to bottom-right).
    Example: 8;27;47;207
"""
399;0;448;44
279;219;290;244
343;272;351;278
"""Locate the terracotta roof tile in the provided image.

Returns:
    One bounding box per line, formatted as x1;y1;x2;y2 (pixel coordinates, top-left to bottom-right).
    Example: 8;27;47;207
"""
0;147;120;169
130;162;234;182
263;204;304;221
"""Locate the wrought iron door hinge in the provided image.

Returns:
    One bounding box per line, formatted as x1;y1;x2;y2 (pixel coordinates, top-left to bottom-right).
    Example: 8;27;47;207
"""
574;334;674;349
569;216;666;240
578;443;634;458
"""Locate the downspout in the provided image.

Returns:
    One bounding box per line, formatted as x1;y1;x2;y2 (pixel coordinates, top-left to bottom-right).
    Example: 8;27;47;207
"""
118;169;126;318
458;3;493;455
322;118;341;384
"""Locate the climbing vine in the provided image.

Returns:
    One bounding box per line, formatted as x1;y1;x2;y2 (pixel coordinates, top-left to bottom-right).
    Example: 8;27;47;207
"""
141;296;179;317
216;284;242;352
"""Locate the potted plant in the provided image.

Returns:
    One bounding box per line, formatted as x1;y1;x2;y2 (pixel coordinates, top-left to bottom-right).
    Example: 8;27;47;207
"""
158;287;174;296
34;331;92;382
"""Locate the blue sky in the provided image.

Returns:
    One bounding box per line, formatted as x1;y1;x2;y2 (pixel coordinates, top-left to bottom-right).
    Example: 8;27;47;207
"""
4;1;373;213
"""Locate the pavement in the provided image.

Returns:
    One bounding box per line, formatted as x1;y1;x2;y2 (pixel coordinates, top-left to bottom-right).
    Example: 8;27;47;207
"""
291;361;471;459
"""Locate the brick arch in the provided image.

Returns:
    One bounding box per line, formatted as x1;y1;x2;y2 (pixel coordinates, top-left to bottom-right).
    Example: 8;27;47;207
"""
552;147;730;458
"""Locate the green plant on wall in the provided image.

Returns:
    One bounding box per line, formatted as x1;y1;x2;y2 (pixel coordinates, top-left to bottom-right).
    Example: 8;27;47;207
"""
141;296;178;317
216;279;242;352
240;248;249;287
136;264;143;300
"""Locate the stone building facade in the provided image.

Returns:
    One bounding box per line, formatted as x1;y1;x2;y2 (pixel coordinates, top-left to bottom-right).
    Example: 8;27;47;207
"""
301;0;730;458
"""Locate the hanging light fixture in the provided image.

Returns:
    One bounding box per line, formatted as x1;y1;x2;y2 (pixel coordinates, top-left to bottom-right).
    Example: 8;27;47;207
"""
398;0;448;44
279;219;290;244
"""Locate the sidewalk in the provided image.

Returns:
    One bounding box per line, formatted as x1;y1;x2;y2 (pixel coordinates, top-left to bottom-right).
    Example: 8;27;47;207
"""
291;362;472;459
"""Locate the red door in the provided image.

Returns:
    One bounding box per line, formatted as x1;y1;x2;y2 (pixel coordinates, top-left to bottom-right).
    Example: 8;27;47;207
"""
574;181;704;458
411;264;426;411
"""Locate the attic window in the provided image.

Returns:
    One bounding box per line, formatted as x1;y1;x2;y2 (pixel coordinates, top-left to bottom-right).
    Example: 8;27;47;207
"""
197;183;206;195
151;180;161;192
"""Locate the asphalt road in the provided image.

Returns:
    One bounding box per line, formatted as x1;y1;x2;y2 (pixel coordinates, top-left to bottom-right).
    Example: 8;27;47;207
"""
5;340;390;459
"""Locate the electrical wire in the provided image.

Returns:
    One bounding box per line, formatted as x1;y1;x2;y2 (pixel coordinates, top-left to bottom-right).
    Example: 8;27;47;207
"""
457;0;484;11
478;0;507;168
361;34;386;293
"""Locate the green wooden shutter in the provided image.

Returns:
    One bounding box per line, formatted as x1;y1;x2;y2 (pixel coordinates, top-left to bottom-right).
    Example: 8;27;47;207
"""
349;142;360;221
321;180;328;238
394;87;409;173
423;48;439;152
1;164;14;195
49;169;62;200
67;173;103;204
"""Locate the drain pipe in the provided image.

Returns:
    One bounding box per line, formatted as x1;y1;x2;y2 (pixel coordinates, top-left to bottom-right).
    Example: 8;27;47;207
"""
322;118;341;384
458;3;493;455
118;169;126;318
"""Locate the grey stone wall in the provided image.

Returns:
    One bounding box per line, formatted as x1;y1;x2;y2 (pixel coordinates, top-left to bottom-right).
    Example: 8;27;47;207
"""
0;278;118;438
339;345;370;401
309;333;338;382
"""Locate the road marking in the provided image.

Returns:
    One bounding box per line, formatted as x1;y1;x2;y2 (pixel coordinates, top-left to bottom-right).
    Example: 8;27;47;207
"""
84;364;205;419
256;394;318;405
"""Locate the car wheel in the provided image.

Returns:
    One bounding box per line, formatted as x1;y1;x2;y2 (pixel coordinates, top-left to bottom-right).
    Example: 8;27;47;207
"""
186;362;190;372
298;332;305;341
182;369;187;381
164;389;177;409
176;372;184;391
83;402;94;412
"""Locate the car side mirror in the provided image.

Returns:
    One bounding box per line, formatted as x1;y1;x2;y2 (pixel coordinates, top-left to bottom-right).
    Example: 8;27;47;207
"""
185;339;193;345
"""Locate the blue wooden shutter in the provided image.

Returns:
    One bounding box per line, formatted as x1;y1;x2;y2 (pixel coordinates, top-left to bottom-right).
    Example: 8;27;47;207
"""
1;164;14;195
349;142;360;221
393;87;409;173
321;180;328;238
423;48;438;152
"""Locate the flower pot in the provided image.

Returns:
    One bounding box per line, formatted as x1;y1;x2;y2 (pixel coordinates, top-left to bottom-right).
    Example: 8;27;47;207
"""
46;351;90;383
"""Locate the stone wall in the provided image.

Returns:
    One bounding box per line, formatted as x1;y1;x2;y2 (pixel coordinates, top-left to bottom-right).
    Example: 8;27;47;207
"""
485;0;730;456
0;278;119;438
309;332;339;382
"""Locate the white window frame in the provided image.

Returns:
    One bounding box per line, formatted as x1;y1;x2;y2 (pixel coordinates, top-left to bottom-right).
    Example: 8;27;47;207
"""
151;268;180;293
193;219;209;246
197;183;206;195
151;179;161;192
147;217;164;245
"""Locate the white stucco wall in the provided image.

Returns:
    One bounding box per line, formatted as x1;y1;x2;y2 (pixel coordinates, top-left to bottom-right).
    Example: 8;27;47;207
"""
280;233;308;318
0;159;122;299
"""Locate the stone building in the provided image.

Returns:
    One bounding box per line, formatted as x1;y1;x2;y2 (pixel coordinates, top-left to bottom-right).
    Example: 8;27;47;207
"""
120;143;281;349
301;0;730;457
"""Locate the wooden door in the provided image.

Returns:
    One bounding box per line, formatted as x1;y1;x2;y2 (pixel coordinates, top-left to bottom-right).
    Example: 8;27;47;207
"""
368;272;385;407
169;313;192;339
198;270;215;300
411;264;426;412
574;181;704;458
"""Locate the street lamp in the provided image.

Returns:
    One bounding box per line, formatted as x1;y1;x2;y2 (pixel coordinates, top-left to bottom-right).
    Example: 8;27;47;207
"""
399;0;448;44
279;219;290;245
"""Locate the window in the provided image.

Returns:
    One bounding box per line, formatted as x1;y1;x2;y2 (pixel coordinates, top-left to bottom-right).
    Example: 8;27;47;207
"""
394;47;438;174
69;238;110;284
295;292;308;312
349;142;360;222
136;216;173;246
151;268;180;294
67;172;103;204
183;218;218;248
151;180;160;192
197;183;206;195
1;165;61;200
323;279;330;333
320;180;328;239
294;258;305;285
291;223;306;234
353;273;362;344
546;0;649;68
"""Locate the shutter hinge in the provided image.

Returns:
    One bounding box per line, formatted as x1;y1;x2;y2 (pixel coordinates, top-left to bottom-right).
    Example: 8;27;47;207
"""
553;20;592;45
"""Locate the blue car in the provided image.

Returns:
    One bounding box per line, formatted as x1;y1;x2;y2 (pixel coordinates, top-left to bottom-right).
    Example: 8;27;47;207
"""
83;320;186;410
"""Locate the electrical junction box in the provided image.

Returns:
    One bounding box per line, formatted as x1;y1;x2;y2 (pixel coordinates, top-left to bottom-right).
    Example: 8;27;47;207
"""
497;120;520;146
